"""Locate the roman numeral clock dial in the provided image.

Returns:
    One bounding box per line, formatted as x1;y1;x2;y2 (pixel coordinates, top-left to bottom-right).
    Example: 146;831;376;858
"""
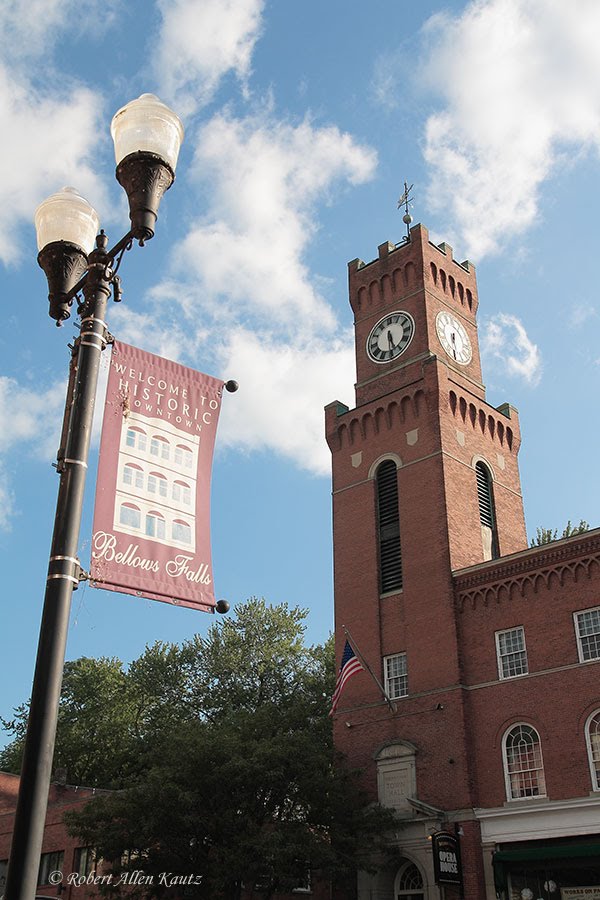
366;311;415;363
435;311;472;365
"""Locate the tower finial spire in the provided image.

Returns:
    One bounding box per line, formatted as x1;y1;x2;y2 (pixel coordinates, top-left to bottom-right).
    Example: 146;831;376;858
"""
397;180;414;242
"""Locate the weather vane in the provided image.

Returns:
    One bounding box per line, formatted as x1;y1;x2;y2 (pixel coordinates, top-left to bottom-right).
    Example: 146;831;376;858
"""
397;180;414;242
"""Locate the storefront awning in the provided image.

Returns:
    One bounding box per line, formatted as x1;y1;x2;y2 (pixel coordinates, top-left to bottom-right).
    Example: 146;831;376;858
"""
494;843;600;863
493;841;600;895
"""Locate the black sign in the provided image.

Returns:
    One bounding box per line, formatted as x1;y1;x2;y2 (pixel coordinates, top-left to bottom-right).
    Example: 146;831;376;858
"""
432;831;463;887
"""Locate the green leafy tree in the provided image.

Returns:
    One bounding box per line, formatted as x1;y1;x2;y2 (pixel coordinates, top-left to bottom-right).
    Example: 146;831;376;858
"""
1;657;135;787
3;599;400;896
67;712;398;899
184;598;324;719
0;647;195;788
530;519;590;547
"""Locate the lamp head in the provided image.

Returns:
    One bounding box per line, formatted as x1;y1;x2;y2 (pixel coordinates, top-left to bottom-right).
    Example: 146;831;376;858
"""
34;187;99;322
111;94;184;242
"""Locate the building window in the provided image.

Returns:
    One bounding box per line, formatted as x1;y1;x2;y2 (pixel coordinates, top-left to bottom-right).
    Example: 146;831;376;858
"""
575;607;600;662
173;480;192;505
150;436;169;460
585;710;600;791
119;503;141;530
148;472;168;498
146;512;166;540
503;724;546;800
475;460;498;559
123;463;144;490
291;863;311;893
74;847;96;877
172;519;192;544
396;860;424;898
496;627;528;679
376;459;402;593
175;444;193;468
38;850;65;885
384;653;408;699
121;849;148;867
126;427;146;452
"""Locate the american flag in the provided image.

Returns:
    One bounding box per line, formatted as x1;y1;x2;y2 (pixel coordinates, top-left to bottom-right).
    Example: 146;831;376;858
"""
330;639;364;715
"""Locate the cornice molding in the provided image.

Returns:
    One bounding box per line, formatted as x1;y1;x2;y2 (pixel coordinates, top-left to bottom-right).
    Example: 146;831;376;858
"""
454;530;600;611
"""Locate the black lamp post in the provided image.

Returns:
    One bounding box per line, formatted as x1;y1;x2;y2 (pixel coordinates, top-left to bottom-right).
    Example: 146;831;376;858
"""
4;94;184;900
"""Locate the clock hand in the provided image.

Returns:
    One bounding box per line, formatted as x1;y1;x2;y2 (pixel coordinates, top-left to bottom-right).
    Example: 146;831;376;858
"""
387;329;395;350
450;332;457;359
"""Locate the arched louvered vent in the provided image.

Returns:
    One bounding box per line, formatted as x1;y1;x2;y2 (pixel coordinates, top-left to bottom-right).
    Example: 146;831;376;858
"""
476;462;494;526
475;461;499;559
376;460;402;592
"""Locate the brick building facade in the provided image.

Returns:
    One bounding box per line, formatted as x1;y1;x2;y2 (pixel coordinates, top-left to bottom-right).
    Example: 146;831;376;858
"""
326;224;600;899
0;771;103;898
0;770;325;898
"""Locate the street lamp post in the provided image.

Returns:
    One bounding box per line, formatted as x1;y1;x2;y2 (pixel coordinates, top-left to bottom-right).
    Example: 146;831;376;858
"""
4;94;183;900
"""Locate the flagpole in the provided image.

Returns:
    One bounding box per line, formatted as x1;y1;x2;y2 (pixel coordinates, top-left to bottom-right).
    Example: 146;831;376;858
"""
343;626;396;712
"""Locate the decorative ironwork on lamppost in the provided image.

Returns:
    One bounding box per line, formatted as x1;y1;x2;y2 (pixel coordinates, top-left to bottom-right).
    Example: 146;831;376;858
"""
4;94;184;900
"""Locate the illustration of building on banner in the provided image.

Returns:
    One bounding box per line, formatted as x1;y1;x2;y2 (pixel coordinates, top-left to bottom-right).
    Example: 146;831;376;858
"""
113;412;200;553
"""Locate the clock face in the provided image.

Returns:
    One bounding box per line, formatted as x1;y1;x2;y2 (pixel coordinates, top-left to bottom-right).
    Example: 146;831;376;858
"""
366;311;415;364
435;311;472;365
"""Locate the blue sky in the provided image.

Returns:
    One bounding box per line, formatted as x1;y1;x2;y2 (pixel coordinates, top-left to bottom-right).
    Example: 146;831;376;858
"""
1;0;600;743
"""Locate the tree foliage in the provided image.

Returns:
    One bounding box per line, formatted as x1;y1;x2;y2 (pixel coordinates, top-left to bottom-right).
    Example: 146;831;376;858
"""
2;599;400;896
530;519;590;547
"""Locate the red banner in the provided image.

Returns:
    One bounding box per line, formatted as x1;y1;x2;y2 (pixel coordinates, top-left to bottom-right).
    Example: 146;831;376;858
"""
90;341;224;612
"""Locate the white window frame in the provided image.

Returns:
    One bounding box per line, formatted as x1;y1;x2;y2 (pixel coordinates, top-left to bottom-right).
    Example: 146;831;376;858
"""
74;846;96;877
502;723;546;801
574;606;600;662
292;864;311;893
119;503;141;530
395;860;425;897
172;519;192;545
384;652;408;700
495;626;528;679
585;709;600;791
38;850;65;886
145;512;166;540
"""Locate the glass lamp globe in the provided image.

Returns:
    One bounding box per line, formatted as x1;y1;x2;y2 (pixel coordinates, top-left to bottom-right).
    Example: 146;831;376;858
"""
34;187;99;255
110;93;184;173
111;94;184;241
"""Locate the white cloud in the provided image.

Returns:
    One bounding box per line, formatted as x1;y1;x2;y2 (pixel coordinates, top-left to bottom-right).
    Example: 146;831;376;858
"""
421;0;600;259
0;376;65;531
136;110;376;473
0;0;112;266
0;0;120;61
0;475;14;531
481;313;542;386
0;375;66;459
0;67;107;264
155;0;265;115
0;362;113;531
215;329;354;475
163;111;376;333
570;303;597;329
0;0;115;527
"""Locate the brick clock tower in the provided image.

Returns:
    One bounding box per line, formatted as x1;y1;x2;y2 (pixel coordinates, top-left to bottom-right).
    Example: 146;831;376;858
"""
326;223;529;898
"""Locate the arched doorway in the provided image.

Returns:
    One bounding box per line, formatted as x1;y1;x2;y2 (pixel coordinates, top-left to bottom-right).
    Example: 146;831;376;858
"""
395;859;425;900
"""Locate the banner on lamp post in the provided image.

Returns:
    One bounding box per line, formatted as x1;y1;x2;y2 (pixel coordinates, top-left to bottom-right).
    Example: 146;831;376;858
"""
90;341;224;613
